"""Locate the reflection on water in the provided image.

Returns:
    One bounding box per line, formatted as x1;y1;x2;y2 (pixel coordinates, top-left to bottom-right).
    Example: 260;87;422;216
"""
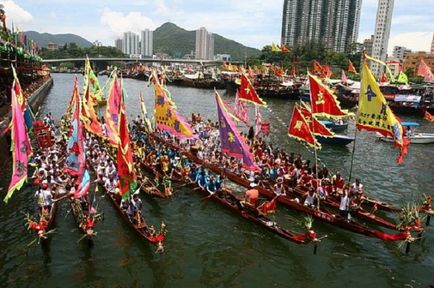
0;73;432;287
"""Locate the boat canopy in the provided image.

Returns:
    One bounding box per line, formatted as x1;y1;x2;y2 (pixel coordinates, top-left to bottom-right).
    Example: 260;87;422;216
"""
401;121;420;127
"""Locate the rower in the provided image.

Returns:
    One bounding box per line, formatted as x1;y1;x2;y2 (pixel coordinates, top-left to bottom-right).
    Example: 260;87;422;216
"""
303;187;318;208
273;177;286;196
331;171;345;194
244;183;259;207
339;189;351;221
35;183;52;213
350;178;364;198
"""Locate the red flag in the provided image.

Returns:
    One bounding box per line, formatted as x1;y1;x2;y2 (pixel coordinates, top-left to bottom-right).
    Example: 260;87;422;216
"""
348;60;358;74
258;197;277;214
309;74;347;117
380;73;388;83
81;85;104;138
238;74;266;106
323;65;333;78
105;76;122;146
424;111;434;122
288;106;319;148
299;104;334;137
312;60;325;78
280;44;289;53
417;59;434;83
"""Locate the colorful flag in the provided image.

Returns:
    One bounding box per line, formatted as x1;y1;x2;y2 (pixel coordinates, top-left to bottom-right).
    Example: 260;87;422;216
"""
65;80;85;176
341;69;348;84
238;73;266;106
140;92;153;134
299;103;334;138
81;83;104;138
154;75;196;139
254;106;262;137
380;73;388;83
104;75;122;146
271;43;281;52
234;91;249;124
257;197;277;214
280;43;289;53
417;59;434;83
215;91;259;171
287;106;319;149
11;67;34;130
424;111;434;122
308;74;347;117
4;78;33;203
74;169;90;199
84;58;103;101
358;63;409;163
348;60;358;74
312;60;325;77
323;65;333;78
396;71;409;85
117;99;136;197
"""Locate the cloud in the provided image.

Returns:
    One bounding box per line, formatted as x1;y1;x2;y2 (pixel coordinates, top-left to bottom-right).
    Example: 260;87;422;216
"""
388;32;432;53
100;8;156;38
0;0;33;26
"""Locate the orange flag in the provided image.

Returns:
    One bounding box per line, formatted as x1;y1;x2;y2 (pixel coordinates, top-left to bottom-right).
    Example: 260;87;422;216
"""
238;73;266;106
380;73;388;83
104;76;122;146
81;84;104;138
424;111;434;122
288;106;319;148
348;60;358;74
308;74;347;117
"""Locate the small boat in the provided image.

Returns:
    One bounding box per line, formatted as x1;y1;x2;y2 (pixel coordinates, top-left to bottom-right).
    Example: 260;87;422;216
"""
320;120;348;132
377;121;434;144
70;198;98;241
316;134;354;145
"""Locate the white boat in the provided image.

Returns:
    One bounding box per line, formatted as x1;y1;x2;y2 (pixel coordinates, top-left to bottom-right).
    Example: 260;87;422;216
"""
377;133;434;144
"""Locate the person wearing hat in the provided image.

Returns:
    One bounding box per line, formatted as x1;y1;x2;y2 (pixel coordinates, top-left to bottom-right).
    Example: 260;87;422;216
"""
35;183;52;212
274;177;286;196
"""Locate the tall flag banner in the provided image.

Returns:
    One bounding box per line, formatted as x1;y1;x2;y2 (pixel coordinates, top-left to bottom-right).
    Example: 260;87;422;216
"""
235;91;249;124
81;83;104;138
104;75;122;146
417;59;434;83
424;111;434;122
299;103;334;138
309;73;347;117
153;74;196;139
365;54;396;82
238;73;266;106
254;106;262;137
84;58;103;102
65;76;79;120
74;169;90;199
117;98;136;197
348;60;358;74
65;80;86;175
215;91;259;171
4;80;33;203
139;92;153;134
341;69;348;84
11;66;34;129
287;106;319;149
358;63;409;163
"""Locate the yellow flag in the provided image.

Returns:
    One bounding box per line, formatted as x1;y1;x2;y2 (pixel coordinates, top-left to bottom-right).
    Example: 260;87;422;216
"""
358;63;409;163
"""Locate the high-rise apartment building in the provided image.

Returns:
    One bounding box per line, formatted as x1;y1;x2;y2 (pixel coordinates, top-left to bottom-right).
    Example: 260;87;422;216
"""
195;27;214;60
115;39;123;51
363;35;374;55
431;32;434;54
281;0;362;53
140;29;153;58
371;0;395;77
122;32;140;57
392;46;411;62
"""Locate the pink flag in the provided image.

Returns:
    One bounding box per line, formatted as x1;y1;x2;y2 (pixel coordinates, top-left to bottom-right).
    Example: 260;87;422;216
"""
417;59;434;83
105;77;122;146
235;91;249;125
4;83;33;202
74;169;90;199
255;106;262;137
341;69;348;84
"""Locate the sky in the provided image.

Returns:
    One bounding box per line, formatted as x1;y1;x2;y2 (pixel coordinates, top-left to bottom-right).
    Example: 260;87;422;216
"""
1;0;433;53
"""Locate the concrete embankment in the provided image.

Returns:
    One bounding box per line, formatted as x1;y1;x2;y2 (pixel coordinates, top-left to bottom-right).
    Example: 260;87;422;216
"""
0;77;54;170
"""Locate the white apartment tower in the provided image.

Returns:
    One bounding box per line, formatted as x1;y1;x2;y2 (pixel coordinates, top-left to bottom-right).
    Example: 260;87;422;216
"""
371;0;395;77
122;32;140;57
195;27;214;60
141;29;153;58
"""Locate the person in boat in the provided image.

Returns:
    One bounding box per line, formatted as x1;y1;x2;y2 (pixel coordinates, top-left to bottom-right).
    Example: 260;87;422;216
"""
339;189;351;220
130;193;144;225
350;178;364;198
405;126;413;137
303;187;318;209
104;174;118;194
215;175;224;191
273;177;286;196
244;184;259;207
331;171;345;194
207;176;217;194
35;183;53;213
162;174;173;197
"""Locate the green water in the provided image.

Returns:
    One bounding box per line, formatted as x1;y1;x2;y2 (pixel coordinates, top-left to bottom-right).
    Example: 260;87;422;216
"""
0;73;433;287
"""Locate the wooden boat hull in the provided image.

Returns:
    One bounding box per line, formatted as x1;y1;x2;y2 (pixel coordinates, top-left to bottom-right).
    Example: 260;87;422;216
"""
316;135;354;145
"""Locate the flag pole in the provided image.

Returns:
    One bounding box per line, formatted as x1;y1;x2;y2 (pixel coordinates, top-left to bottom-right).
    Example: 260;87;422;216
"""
348;50;366;183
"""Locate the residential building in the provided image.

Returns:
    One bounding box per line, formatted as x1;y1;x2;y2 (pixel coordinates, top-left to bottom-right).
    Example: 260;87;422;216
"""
363;35;374;55
371;0;395;77
215;54;231;62
392;46;411;62
195;27;214;60
140;29;153;58
403;52;434;75
280;0;362;53
115;39;122;51
431;32;434;53
122;31;140;57
46;42;58;51
385;57;401;78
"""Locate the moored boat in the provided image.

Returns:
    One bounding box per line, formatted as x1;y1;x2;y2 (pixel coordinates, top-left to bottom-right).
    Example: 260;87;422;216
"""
316;134;354;145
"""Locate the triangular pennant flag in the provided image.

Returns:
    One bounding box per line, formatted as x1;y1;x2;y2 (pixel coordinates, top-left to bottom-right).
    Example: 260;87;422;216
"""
348;60;358;74
238;74;266;106
287;106;319;149
309;73;347;117
299;103;334;138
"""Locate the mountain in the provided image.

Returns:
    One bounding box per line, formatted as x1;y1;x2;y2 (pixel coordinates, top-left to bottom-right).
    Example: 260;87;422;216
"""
23;31;93;48
154;22;260;60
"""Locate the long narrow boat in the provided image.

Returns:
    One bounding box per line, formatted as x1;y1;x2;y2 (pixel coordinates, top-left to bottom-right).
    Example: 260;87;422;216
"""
151;134;415;241
70;198;97;240
25;190;58;242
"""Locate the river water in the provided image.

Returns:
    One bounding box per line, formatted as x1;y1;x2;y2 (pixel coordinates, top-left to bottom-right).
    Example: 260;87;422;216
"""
0;73;433;287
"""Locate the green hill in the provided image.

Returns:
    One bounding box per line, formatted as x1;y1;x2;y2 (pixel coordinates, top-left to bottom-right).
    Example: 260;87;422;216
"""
23;31;93;48
154;22;260;60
